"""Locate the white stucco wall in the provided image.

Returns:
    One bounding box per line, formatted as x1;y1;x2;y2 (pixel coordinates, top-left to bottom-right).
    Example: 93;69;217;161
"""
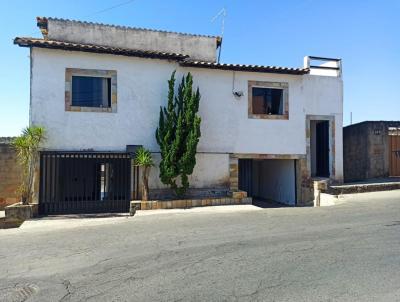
149;153;229;189
30;48;343;186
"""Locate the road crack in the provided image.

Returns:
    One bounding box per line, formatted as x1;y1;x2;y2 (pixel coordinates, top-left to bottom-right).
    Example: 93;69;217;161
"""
59;280;73;302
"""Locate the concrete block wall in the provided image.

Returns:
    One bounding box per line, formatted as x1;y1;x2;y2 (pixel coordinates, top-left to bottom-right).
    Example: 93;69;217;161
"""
0;142;22;209
44;18;218;63
343;121;400;182
343;123;369;181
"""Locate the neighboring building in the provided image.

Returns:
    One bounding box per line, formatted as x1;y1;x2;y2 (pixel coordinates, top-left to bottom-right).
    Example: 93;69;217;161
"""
343;121;400;182
14;17;343;214
0;138;22;209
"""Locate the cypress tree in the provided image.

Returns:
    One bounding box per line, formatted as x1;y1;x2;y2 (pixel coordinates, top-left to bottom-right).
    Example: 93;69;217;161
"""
156;71;201;197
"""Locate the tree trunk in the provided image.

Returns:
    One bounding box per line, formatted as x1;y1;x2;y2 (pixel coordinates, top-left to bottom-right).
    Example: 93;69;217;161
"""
142;166;150;201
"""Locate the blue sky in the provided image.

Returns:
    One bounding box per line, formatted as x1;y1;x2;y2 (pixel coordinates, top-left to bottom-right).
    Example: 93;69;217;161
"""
1;0;399;136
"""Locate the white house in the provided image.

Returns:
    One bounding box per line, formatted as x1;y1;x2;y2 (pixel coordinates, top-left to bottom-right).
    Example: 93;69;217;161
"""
15;17;343;214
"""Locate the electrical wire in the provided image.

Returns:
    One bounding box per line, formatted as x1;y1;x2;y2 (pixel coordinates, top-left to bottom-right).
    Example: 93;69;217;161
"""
82;0;136;18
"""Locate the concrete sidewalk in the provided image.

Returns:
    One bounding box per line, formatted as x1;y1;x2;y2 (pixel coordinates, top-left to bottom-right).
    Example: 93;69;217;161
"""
4;190;400;232
2;205;260;233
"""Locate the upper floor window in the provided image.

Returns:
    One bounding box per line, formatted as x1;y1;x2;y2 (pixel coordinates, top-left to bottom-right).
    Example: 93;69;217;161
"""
72;76;111;108
248;81;288;120
65;68;117;113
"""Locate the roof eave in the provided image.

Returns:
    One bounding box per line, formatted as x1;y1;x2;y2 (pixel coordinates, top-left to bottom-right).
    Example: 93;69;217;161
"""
14;37;308;75
14;37;188;61
180;61;309;75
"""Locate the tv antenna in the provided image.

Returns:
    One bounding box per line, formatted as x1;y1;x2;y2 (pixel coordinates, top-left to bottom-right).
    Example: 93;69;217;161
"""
211;7;226;63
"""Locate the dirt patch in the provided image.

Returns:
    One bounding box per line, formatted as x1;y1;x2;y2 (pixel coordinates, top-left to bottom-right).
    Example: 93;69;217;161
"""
0;217;24;229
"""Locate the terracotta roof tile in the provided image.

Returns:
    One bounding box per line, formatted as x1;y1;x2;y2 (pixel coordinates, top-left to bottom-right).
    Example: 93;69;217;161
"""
180;60;309;75
14;37;189;61
14;37;308;75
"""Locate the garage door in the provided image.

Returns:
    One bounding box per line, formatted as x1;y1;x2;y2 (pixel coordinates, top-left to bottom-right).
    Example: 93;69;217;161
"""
39;152;138;215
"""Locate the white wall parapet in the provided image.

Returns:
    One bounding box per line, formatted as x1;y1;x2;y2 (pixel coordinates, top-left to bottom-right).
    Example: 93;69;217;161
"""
304;56;342;77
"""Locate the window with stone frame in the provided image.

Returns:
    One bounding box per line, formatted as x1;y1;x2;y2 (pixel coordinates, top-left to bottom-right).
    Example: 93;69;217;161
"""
65;68;117;113
248;81;288;119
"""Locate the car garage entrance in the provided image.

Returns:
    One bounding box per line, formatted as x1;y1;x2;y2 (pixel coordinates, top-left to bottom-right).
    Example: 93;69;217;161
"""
238;159;297;206
39;151;139;215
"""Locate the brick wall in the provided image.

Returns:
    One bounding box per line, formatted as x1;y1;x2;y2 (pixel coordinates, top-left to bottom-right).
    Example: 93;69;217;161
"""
0;141;22;209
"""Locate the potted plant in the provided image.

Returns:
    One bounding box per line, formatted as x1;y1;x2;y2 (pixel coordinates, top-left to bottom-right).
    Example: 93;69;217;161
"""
6;126;45;220
134;147;154;201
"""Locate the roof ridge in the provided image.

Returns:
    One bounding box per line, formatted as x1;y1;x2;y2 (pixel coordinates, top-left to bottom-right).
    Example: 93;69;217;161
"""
36;16;220;39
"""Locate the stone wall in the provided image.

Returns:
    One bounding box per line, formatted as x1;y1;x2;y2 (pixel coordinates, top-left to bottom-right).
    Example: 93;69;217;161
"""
0;140;22;209
343;121;400;182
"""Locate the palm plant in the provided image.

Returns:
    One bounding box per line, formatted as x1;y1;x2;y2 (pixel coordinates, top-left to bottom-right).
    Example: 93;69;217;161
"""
12;126;46;205
134;147;154;201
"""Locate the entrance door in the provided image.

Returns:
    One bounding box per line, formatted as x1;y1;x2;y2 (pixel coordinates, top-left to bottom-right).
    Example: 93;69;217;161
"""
316;121;330;177
389;132;400;176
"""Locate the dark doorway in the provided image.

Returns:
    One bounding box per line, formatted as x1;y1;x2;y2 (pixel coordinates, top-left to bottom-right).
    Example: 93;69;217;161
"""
316;121;330;177
238;159;253;197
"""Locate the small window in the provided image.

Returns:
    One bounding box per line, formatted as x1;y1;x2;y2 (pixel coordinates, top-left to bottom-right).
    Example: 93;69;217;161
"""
252;87;283;115
72;76;111;108
248;81;288;119
65;68;117;113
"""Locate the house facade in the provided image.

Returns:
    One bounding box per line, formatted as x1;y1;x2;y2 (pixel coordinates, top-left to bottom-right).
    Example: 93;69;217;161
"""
15;17;343;214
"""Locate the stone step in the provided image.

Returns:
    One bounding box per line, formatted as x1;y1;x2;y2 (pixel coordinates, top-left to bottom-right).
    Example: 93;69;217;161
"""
130;196;252;214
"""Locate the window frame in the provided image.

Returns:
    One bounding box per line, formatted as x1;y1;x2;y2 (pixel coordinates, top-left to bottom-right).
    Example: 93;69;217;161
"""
65;68;117;113
248;81;289;120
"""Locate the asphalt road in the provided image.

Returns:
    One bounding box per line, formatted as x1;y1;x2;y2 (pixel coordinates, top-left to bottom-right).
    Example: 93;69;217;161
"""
1;190;400;302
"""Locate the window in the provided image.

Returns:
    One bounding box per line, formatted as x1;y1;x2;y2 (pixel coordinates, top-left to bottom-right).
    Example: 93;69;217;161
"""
252;87;283;115
72;76;111;108
248;81;288;119
65;68;117;112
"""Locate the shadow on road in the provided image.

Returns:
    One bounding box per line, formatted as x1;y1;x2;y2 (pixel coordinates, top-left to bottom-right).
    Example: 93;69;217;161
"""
34;213;130;220
252;198;293;208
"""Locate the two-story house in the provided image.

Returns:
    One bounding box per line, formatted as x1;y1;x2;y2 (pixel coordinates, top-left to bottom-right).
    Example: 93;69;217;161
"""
15;17;343;215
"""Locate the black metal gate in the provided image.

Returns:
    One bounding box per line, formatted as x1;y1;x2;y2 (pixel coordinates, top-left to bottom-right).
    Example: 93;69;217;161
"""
39;151;139;215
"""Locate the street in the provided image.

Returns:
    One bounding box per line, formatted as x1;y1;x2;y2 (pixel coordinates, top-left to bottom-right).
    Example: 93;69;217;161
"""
1;190;400;301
